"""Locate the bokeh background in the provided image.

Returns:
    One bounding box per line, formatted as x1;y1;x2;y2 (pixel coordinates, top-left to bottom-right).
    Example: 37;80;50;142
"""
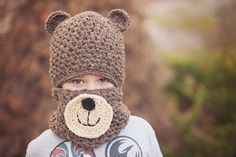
0;0;235;156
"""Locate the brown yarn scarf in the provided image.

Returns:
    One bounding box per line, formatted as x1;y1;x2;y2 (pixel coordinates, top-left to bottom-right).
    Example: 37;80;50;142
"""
49;87;130;148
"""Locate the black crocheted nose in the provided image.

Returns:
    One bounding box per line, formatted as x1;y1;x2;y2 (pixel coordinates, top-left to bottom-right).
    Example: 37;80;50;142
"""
81;98;95;111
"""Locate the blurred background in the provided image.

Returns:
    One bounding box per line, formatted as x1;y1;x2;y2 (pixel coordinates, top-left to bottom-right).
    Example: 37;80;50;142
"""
0;0;235;156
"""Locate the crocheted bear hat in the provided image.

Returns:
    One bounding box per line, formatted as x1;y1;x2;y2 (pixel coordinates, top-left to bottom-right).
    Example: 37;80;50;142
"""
45;9;130;88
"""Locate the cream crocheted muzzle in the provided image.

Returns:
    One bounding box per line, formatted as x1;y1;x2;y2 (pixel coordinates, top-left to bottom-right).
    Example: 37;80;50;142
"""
64;93;113;139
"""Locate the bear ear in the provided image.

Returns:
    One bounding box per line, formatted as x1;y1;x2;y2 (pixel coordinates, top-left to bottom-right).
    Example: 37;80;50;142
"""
45;10;70;34
107;9;130;32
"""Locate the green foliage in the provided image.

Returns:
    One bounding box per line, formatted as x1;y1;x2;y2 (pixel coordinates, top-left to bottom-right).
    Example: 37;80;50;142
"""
163;52;236;157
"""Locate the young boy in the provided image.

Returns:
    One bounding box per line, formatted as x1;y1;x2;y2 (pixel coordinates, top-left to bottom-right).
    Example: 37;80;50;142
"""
26;9;163;157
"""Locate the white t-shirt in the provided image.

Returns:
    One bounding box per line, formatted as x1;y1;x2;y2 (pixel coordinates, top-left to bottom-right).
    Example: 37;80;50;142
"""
26;116;163;157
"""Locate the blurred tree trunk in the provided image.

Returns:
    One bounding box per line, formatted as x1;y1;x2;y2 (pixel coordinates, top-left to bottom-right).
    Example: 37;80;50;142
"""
215;0;236;52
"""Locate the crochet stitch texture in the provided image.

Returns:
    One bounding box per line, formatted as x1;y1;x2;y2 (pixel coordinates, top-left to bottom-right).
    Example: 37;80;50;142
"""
45;9;131;148
46;9;130;87
50;87;130;148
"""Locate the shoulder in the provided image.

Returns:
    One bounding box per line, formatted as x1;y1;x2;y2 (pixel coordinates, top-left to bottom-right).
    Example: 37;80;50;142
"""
129;115;150;124
119;116;163;157
26;129;64;157
127;115;154;130
27;129;61;147
121;115;156;137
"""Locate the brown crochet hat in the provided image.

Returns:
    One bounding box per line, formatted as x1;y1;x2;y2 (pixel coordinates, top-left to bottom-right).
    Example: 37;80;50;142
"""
45;9;130;87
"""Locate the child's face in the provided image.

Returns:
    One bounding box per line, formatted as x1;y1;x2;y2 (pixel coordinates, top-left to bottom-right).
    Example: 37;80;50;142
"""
62;74;114;91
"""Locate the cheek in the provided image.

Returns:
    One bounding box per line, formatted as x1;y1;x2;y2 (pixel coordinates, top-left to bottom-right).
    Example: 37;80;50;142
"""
102;82;114;88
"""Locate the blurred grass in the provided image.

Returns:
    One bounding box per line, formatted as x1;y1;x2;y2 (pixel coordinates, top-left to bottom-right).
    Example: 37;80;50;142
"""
162;52;236;157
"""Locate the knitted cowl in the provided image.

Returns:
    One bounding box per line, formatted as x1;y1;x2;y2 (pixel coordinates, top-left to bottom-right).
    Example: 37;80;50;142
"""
49;87;130;148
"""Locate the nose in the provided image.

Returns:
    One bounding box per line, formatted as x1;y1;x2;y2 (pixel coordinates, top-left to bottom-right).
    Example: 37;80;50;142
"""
81;98;95;111
86;82;97;90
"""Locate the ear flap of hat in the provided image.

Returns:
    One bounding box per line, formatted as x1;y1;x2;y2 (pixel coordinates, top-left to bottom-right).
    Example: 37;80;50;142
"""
45;10;70;35
107;9;130;32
